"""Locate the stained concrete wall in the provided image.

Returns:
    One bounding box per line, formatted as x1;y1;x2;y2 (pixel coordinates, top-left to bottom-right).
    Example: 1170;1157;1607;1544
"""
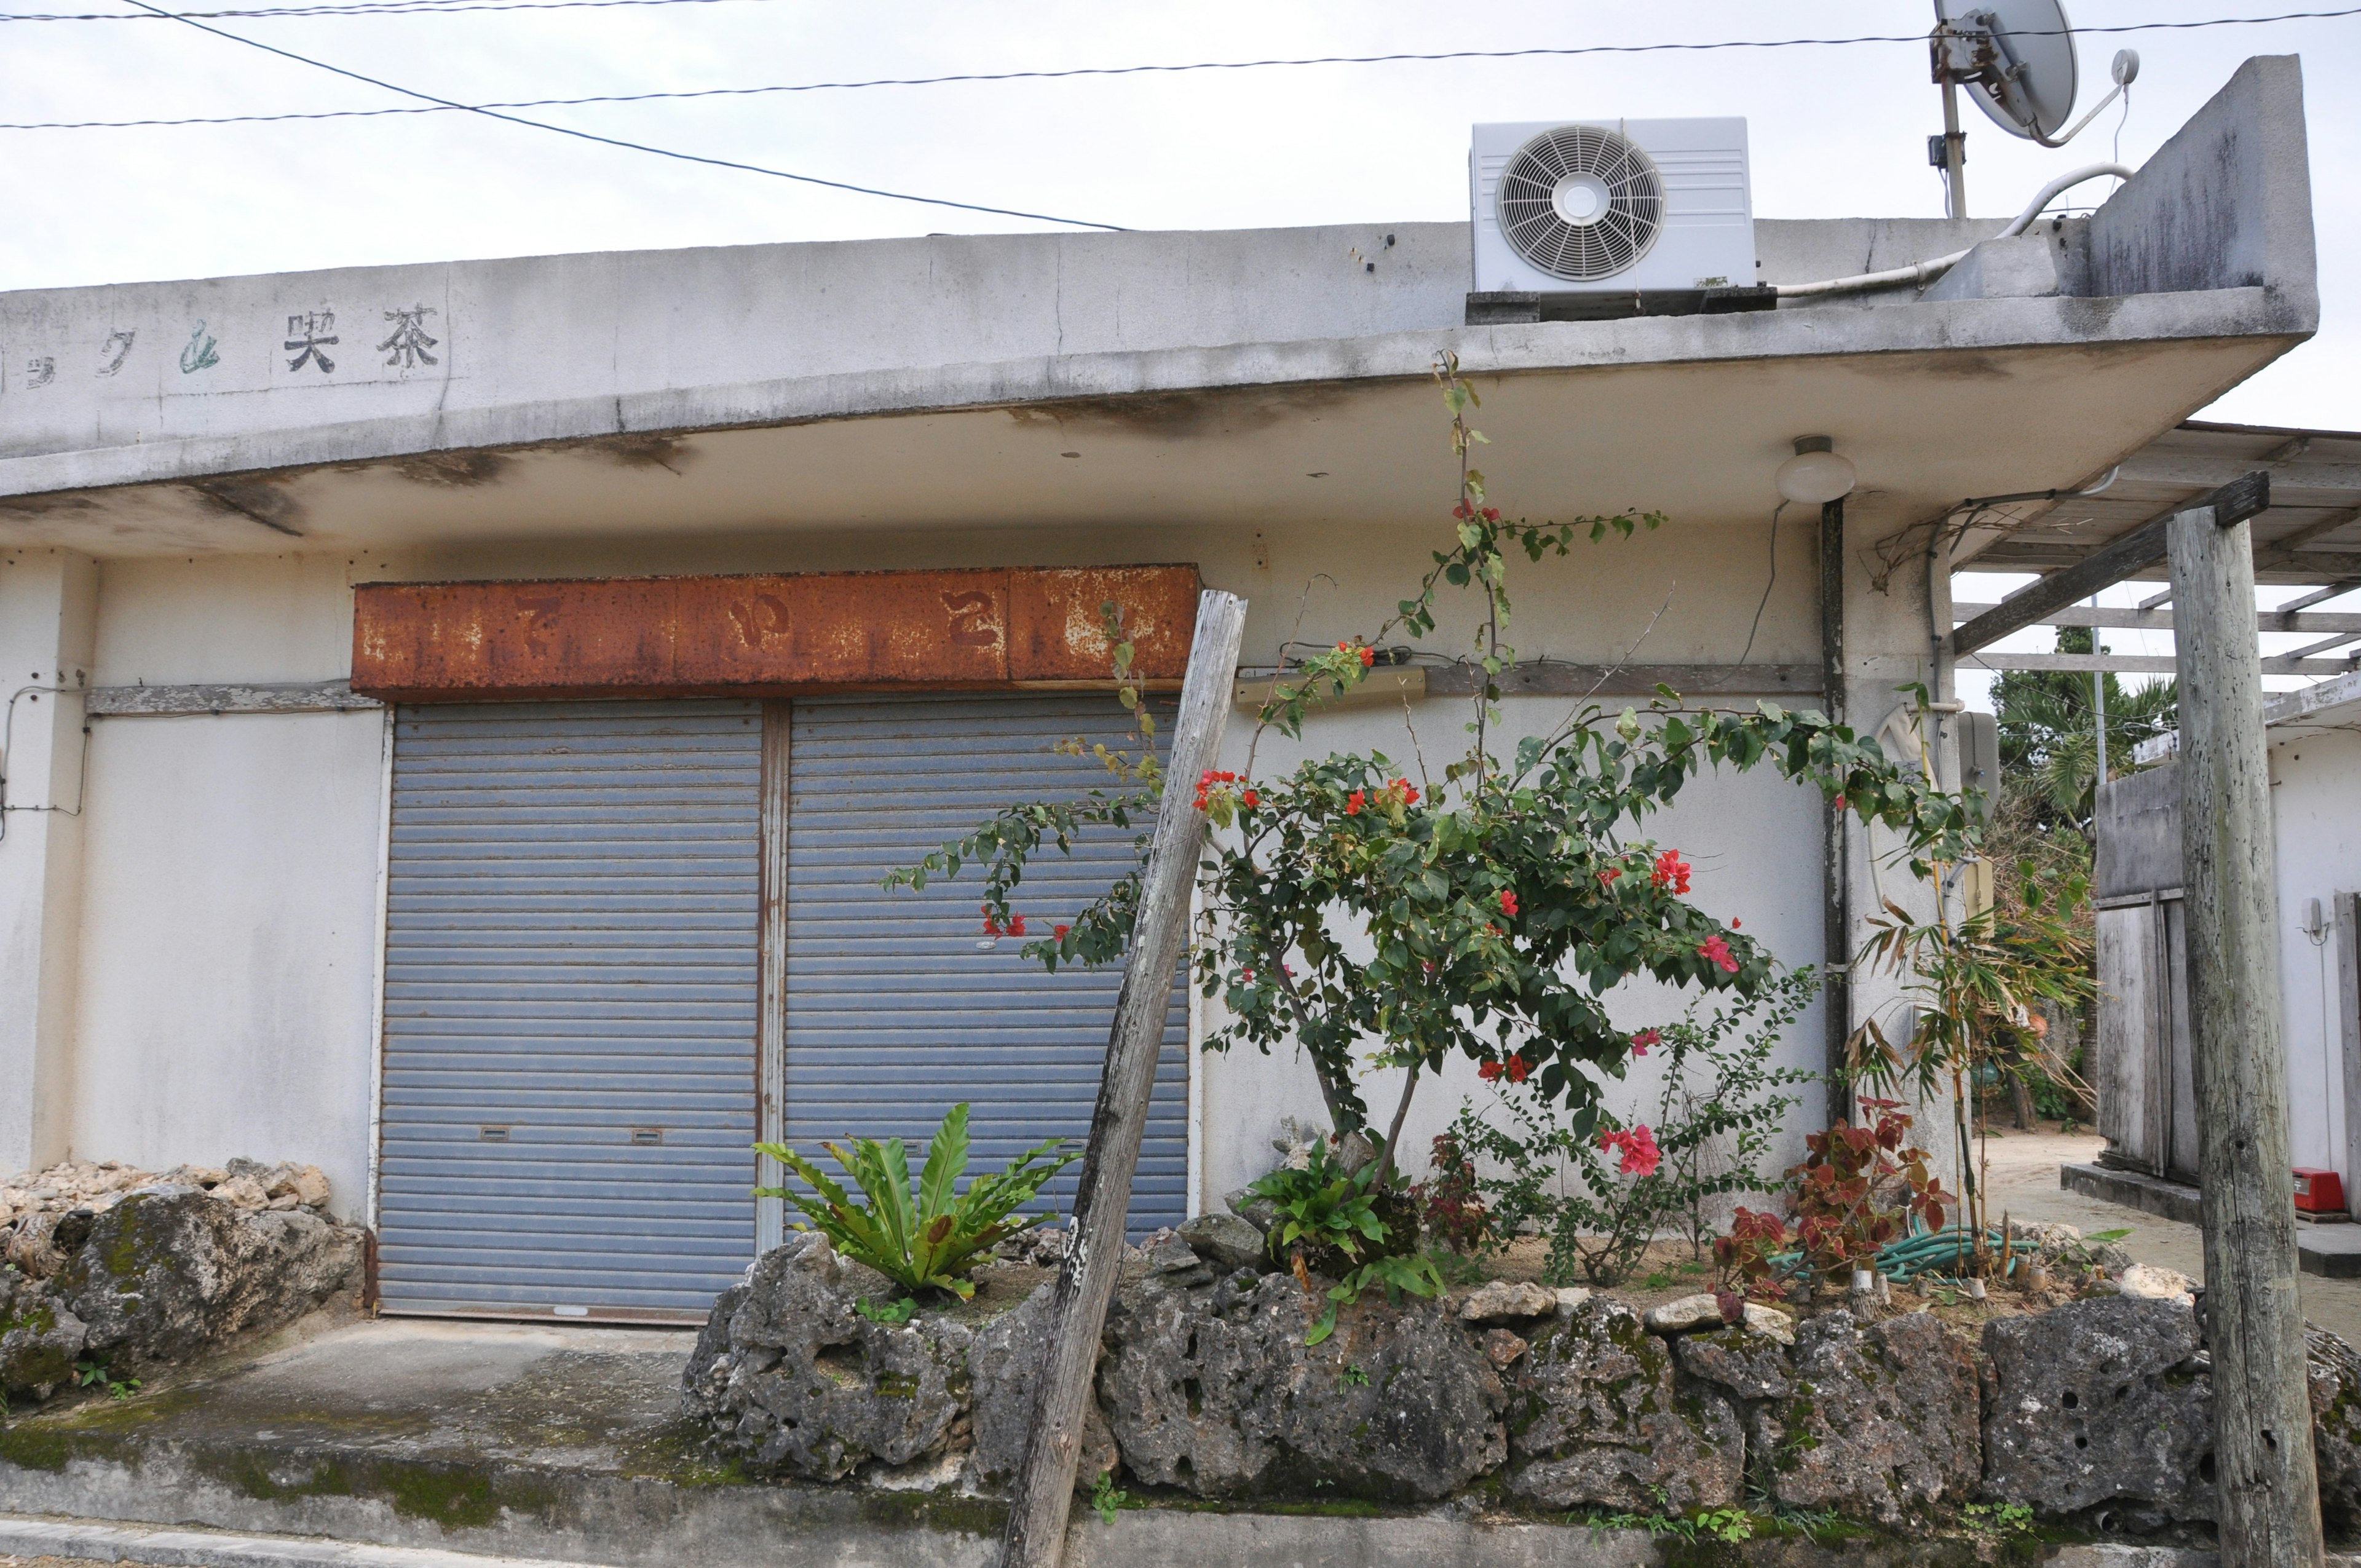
0;549;95;1176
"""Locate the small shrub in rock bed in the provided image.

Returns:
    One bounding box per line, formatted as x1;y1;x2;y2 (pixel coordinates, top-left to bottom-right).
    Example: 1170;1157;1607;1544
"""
754;1102;1080;1300
1447;971;1818;1286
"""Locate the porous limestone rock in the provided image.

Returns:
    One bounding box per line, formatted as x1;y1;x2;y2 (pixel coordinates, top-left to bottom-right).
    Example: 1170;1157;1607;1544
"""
2306;1324;2361;1535
0;1273;87;1399
1504;1297;1744;1511
1460;1280;1558;1322
681;1234;971;1481
1177;1211;1268;1273
1754;1310;1980;1526
1980;1295;2211;1523
1222;1187;1278;1235
965;1283;1116;1492
1097;1267;1506;1501
1676;1323;1795;1401
1482;1328;1530;1369
1643;1291;1794;1344
53;1187;362;1366
2116;1264;2196;1302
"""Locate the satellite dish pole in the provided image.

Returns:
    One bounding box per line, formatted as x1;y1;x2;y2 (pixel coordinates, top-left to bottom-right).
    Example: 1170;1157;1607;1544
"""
1930;15;1976;217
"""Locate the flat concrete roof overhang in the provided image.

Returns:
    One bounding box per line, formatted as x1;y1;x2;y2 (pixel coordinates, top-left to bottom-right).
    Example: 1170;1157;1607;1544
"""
0;57;2315;560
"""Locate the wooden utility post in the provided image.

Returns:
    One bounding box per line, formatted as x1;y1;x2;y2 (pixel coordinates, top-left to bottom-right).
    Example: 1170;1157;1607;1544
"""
1000;589;1248;1568
2169;470;2325;1568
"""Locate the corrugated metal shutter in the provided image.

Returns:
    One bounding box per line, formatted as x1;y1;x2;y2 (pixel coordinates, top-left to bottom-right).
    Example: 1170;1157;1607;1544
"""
785;694;1190;1237
378;700;762;1320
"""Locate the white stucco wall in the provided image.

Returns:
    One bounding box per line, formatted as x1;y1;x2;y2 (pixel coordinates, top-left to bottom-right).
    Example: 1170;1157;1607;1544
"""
2269;723;2361;1177
68;708;384;1220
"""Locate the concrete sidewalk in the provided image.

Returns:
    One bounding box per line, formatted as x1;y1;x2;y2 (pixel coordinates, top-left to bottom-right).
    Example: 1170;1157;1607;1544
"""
1980;1127;2361;1345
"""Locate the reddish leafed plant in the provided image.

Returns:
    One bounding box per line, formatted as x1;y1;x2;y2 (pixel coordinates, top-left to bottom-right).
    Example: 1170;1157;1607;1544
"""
1786;1098;1948;1281
1410;1131;1490;1253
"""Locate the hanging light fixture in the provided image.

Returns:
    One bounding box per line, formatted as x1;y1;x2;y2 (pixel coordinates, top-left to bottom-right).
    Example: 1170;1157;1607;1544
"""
1775;435;1857;505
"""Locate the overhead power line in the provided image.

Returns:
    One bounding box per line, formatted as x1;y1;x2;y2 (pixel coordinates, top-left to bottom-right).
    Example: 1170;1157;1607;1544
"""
8;0;2361;20
6;0;771;15
11;7;2361;130
101;0;1127;228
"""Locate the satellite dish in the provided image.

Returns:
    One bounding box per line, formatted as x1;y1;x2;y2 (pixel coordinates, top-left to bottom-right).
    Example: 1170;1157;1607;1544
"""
1933;0;2080;143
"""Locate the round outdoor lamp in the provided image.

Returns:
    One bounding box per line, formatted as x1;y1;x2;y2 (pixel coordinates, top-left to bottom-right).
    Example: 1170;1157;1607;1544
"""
1775;435;1857;505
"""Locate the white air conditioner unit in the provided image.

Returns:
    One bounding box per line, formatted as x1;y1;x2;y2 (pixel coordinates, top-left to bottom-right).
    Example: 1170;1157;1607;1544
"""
1470;118;1755;304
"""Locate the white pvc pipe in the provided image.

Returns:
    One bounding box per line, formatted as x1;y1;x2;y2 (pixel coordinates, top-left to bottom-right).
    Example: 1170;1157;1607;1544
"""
1774;164;2135;300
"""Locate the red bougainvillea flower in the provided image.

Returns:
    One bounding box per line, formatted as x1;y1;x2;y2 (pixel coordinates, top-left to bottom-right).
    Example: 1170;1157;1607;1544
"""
1629;1028;1661;1056
1597;866;1623;885
1478;1058;1505;1082
1599;1125;1663;1176
1054;924;1071;940
1730;919;1741;930
1451;501;1473;520
1498;889;1519;919
981;905;1003;936
1346;790;1366;815
1505;1054;1530;1084
1240;789;1259;808
1008;914;1026;936
1359;646;1375;668
1481;506;1501;522
1698;933;1739;973
1396;780;1420;805
1241;968;1255;982
1193;769;1240;812
1651;849;1693;893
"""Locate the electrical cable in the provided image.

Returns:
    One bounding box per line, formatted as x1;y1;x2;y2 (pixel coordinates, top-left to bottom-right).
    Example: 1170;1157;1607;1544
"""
7;8;2360;129
1727;501;1784;677
99;0;1128;228
1778;164;2132;298
12;2;2361;26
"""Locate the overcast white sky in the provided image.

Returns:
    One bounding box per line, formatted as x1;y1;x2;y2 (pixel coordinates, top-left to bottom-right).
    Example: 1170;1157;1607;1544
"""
4;0;2355;702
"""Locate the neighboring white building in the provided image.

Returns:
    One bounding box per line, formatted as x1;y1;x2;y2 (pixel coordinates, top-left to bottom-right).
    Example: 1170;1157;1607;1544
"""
2097;670;2361;1211
0;58;2323;1321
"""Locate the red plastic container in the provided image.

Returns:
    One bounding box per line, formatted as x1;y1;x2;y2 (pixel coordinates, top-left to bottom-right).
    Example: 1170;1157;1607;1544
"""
2295;1167;2346;1213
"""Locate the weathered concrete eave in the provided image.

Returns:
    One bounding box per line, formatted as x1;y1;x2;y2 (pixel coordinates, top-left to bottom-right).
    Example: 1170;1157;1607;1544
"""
0;284;2312;502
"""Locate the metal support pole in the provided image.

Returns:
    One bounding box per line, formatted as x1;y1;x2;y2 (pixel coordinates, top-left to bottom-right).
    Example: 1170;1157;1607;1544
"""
1940;77;1968;218
999;590;1248;1568
2091;595;2110;793
1820;496;1851;1125
2168;470;2323;1568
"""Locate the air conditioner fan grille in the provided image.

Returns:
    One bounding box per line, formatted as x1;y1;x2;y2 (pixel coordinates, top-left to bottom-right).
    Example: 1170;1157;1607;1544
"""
1497;125;1665;283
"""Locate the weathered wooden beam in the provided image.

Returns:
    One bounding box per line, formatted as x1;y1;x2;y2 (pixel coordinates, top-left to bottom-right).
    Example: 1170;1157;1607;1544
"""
2121;452;2361;493
1964;652;2356;676
1000;590;1248;1568
1952;473;2270;655
1423;662;1821;697
86;681;381;715
2170;491;2325;1568
1952;604;2361;634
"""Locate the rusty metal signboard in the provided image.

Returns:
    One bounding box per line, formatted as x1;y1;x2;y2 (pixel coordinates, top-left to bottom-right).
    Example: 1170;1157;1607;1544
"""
350;566;1200;700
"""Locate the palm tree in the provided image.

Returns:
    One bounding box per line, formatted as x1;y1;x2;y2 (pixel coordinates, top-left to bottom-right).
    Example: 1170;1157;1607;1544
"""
1990;627;2178;837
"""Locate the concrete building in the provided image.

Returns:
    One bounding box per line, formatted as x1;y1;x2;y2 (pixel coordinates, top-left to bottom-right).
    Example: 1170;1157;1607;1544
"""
2087;670;2361;1234
0;58;2323;1321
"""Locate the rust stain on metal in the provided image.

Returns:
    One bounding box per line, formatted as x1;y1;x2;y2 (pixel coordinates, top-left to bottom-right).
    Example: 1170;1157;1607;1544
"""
352;566;1201;700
